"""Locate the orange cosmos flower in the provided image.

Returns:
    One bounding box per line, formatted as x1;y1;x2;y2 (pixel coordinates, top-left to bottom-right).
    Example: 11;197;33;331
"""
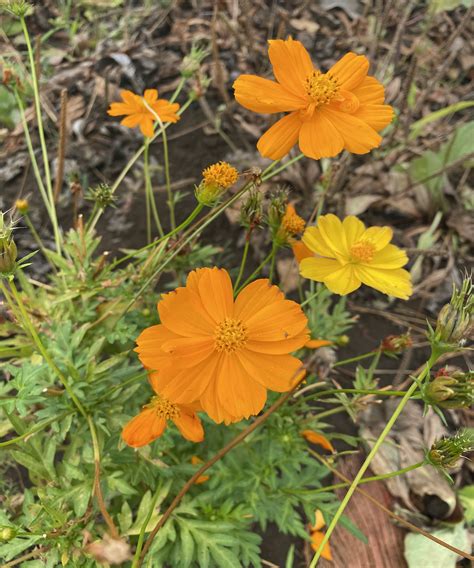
135;267;309;424
107;89;180;138
301;430;335;453
122;392;204;448
310;510;333;561
233;38;393;160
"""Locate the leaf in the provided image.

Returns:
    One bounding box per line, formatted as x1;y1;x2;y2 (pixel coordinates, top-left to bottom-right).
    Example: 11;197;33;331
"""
404;524;470;567
0;536;43;561
409;101;474;140
458;485;474;524
179;524;195;568
285;544;295;568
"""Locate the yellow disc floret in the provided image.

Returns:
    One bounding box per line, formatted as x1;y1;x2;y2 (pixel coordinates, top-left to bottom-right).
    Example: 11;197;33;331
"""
145;395;180;420
214;317;248;353
202;161;239;189
304;71;340;106
350;239;376;263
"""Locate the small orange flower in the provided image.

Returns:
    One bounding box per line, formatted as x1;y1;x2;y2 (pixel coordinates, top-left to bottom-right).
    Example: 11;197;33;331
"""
135;267;309;424
122;393;203;448
281;204;306;237
292;240;313;263
107;89;180;138
202;162;239;189
310;510;333;561
305;339;332;349
301;430;335;453
233;38;393;160
191;456;210;484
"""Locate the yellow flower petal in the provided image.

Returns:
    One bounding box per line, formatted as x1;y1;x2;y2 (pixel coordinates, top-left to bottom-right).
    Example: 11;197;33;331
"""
324;264;361;295
302;227;335;259
361;226;393;250
317;214;349;261
370;244;408;269
355;266;412;299
300;257;341;282
342;216;366;246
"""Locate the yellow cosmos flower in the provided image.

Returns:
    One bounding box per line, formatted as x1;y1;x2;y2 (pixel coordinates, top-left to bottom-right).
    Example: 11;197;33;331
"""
107;89;180;138
233;37;393;160
299;214;412;299
135;267;309;424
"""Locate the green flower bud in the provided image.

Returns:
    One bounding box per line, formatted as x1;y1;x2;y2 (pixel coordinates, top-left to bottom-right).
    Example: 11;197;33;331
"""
180;44;208;78
0;527;17;541
86;183;116;209
267;189;288;237
0;212;17;275
240;190;263;230
195;181;223;207
2;0;33;17
426;429;474;471
425;370;473;409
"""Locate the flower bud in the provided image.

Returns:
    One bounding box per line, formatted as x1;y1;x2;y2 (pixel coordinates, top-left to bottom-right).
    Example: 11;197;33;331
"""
15;198;29;214
240;190;263;230
267;189;288;236
0;527;17;541
3;0;33;17
424;369;473;409
432;276;473;351
86;183;116;209
0;212;17;275
180;44;208;78
381;333;413;354
276;204;306;245
426;429;474;471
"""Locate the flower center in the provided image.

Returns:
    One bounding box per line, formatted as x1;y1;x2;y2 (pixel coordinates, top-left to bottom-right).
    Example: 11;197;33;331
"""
304;71;340;106
202;161;239;189
146;395;180;420
350;240;376;263
215;317;248;353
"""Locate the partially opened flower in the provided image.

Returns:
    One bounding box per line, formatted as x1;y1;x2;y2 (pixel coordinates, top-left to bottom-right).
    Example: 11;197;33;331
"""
108;89;180;138
233;38;393;160
122;392;203;448
299;214;412;299
135;267;309;424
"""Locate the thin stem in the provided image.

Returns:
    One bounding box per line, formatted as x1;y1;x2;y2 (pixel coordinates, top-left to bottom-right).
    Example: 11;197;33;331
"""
168;76;186;103
144;140;164;240
309;357;436;566
333;351;379;368
302;388;408;401
305;453;425;494
110;204;203;269
3;280;87;419
143;102;175;230
138;370;307;565
268;241;279;283
261;153;304;181
87;414;120;539
20;17;61;254
233;237;250;292
234;251;273;295
314;406;347;420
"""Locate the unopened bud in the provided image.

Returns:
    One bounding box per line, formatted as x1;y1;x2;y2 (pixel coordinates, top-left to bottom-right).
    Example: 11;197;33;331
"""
267;189;288;235
15;198;29;214
381;333;413;354
3;0;33;17
180;44;208;78
276;204;305;245
0;212;18;275
426;429;474;471
424;369;473;409
86;183;116;209
1;527;17;541
240;190;263;229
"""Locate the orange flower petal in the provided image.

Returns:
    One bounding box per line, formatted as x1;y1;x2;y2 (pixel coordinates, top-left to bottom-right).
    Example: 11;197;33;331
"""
245;300;308;341
139;116;154;138
353;104;394;132
233;75;307;113
149;354;219;403
305;339;332;349
299;110;344;159
120;89;139;106
352;76;385;105
292;241;313;263
268;38;313;97
310;531;332;561
246;334;309;354
122;408;167;448
144;89;158;104
196;267;234;322
257;111;302;160
321;108;382;154
312;509;326;531
173;411;204;443
234;279;284;322
107;102;133;116
200;374;243;424
328;52;369;91
135;324;178;370
215;354;267;418
301;430;335;452
158;288;215;336
121;114;143;128
238;351;304;392
161;336;215;369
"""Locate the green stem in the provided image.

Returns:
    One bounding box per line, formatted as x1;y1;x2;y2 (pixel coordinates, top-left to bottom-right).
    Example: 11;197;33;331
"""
110;204;203;269
234;251;273;295
144;140;164;240
234;237;250;292
0;411;73;448
169;76;186;103
309;358;436;566
261;153;304;181
268;241;279;283
3;280;87;419
302;388;408;402
20;18;61;255
314;406;347;420
306;453;425;494
333;351;379;368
